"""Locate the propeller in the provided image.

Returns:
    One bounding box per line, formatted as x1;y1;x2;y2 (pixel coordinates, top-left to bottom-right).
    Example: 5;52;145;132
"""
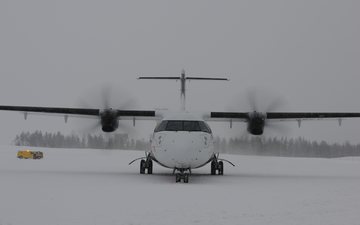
246;88;290;135
74;85;137;134
228;88;289;136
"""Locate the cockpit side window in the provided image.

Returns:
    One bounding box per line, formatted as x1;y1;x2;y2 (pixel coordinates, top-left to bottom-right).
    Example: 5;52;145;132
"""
154;121;168;132
199;121;212;133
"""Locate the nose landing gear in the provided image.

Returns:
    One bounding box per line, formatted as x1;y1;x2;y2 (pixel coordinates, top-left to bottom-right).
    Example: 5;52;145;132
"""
174;168;191;183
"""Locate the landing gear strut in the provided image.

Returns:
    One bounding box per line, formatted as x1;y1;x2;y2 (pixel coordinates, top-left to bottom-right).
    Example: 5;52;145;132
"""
174;168;191;183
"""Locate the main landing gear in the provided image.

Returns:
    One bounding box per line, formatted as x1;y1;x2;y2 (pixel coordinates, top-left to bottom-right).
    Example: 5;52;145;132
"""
140;158;153;174
129;153;153;174
211;159;224;175
174;168;191;183
210;154;235;175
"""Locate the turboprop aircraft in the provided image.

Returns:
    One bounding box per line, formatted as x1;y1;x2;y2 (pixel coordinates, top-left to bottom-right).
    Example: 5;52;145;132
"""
1;70;360;183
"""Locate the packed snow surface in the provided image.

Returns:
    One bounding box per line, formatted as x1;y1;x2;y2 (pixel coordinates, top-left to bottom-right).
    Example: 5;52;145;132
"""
1;146;360;225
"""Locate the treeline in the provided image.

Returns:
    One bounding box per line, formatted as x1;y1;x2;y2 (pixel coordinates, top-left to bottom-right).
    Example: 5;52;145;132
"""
13;131;360;158
13;131;148;150
215;136;360;158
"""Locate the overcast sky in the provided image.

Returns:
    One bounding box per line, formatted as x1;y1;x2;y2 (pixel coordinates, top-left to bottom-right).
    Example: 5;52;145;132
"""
0;0;359;145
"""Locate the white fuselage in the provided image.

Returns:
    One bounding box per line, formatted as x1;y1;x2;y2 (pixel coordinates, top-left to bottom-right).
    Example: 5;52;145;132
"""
149;113;216;169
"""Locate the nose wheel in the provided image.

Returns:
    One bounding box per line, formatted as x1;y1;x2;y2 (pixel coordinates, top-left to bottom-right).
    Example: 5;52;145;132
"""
174;169;190;183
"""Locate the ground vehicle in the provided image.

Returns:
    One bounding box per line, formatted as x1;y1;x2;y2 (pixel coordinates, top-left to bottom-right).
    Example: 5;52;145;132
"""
17;150;43;159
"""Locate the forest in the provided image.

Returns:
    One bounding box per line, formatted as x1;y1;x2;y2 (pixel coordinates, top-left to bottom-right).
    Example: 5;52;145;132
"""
13;131;360;158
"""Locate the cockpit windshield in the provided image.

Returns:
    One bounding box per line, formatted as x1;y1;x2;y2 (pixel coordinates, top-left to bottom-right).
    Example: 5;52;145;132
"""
154;120;212;133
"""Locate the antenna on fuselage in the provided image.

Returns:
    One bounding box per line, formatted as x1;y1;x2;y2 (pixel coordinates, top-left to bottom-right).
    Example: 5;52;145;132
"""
138;70;229;111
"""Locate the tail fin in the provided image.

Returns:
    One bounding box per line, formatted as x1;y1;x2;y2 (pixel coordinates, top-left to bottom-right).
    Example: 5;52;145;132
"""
138;70;228;111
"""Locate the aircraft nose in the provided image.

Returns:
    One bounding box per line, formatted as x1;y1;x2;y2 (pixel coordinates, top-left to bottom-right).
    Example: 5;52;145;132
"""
161;133;206;168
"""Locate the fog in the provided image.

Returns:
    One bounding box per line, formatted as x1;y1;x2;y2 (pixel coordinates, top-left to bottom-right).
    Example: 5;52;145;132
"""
0;0;359;144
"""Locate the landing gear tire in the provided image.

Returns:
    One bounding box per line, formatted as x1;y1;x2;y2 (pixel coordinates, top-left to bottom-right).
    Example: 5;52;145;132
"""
183;174;189;183
218;161;224;175
176;174;181;183
211;161;217;175
147;160;153;174
140;160;146;174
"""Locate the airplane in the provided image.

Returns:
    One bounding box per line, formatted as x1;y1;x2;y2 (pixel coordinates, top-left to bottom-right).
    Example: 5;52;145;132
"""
1;70;360;183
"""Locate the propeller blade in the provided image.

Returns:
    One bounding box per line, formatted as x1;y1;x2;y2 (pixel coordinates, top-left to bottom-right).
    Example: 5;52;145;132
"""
266;97;286;113
246;89;258;112
101;86;111;109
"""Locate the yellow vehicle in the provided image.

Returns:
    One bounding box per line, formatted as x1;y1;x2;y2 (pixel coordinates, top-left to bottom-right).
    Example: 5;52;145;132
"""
17;150;43;159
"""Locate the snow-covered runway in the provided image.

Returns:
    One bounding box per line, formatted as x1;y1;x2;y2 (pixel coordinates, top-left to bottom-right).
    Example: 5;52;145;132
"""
1;146;360;225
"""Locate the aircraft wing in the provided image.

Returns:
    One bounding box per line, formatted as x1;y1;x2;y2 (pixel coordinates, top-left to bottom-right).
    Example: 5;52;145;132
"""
208;111;360;135
210;112;360;121
267;112;360;120
0;105;157;119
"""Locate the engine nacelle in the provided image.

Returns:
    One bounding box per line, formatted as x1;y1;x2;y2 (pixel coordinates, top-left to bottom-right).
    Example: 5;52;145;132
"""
247;112;266;135
100;109;119;132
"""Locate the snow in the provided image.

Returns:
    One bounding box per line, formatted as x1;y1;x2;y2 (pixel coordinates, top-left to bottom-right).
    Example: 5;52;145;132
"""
1;146;360;225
